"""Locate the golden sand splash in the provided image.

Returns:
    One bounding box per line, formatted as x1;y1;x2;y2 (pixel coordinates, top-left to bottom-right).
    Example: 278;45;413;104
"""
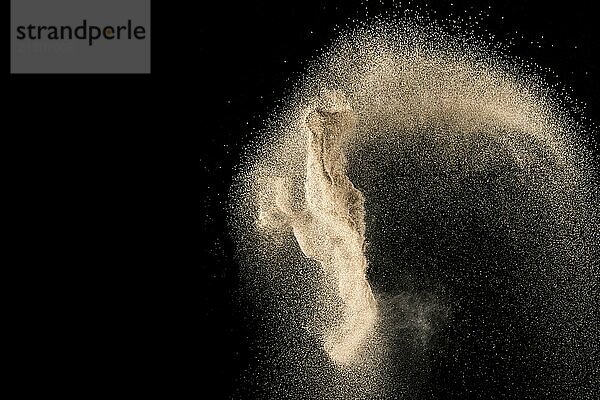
258;91;378;365
232;20;598;397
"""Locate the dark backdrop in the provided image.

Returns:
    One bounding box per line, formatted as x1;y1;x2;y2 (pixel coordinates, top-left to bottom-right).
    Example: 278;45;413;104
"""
5;0;598;397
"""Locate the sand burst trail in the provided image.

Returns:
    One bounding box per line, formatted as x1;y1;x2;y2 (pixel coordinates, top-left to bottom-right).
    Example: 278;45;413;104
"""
231;19;599;399
284;92;377;365
254;91;377;365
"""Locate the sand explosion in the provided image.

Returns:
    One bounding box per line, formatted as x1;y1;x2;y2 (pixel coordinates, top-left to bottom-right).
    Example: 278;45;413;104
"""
257;91;377;365
230;19;598;399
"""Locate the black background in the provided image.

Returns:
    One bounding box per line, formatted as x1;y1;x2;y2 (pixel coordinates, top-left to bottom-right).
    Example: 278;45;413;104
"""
6;0;598;397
